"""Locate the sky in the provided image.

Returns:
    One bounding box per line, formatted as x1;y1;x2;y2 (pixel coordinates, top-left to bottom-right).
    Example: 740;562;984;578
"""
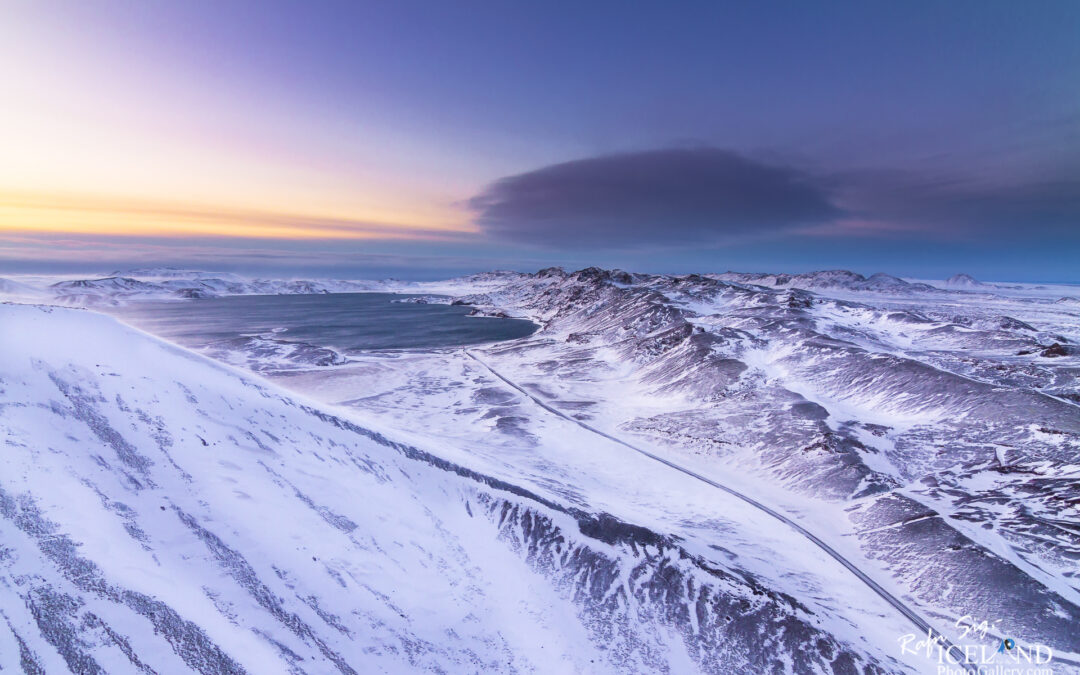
1;1;1078;281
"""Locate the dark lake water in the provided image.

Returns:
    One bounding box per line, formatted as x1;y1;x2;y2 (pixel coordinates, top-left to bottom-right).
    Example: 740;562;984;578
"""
112;293;537;352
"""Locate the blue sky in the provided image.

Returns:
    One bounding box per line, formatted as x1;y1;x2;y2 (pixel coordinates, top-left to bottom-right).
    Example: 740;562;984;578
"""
1;1;1078;280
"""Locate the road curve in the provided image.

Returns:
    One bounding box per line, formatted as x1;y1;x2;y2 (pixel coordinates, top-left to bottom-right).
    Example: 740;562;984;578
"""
465;350;978;674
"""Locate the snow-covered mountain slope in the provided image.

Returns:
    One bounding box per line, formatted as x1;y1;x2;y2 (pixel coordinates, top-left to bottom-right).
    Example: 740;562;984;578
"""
942;273;983;289
8;265;1075;308
0;278;48;302
6;265;1080;671
293;267;1079;666
0;303;925;674
43;275;391;306
1;268;603;306
0;269;391;306
711;270;938;294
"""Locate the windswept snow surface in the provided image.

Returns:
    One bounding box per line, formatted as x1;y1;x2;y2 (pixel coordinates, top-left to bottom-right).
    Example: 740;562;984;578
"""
4;265;1080;673
0;303;930;674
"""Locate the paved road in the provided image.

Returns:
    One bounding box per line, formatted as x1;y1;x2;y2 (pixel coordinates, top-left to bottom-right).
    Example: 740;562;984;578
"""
466;350;980;674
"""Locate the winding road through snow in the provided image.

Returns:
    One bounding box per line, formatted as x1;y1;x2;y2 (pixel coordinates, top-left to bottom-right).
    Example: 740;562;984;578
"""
465;349;980;674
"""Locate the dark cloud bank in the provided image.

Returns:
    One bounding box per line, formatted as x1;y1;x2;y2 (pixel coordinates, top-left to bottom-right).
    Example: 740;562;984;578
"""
468;148;841;246
469;147;1080;249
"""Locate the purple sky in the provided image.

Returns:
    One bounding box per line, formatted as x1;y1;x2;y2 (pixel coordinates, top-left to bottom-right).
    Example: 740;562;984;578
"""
2;1;1078;281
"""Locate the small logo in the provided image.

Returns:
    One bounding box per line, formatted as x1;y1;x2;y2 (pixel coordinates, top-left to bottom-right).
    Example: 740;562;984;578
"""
898;617;1054;673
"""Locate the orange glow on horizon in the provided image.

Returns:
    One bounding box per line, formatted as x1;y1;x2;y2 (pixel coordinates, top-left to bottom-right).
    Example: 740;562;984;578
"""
0;9;489;251
0;191;477;242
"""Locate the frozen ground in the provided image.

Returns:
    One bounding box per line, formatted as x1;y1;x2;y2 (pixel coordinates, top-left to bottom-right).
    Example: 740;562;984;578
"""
2;266;1078;673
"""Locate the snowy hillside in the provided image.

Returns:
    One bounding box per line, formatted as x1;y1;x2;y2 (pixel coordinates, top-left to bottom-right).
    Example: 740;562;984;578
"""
0;303;927;673
45;275;390;306
713;269;938;293
4;264;1080;673
434;268;1080;659
276;266;1078;670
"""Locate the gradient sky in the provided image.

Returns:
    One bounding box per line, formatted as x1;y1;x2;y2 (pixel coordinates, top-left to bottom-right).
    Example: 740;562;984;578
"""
2;1;1078;281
